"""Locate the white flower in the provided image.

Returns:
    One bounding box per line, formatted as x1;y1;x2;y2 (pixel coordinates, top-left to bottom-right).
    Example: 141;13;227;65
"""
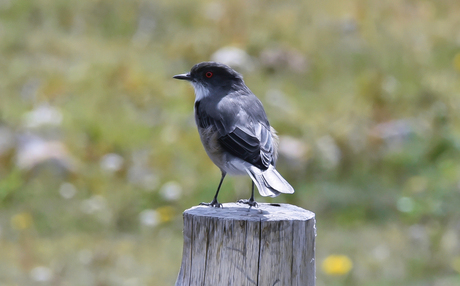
23;104;63;128
16;134;75;171
139;209;159;227
100;153;124;172
278;136;309;161
30;266;53;282
80;195;107;214
159;181;182;201
211;47;253;71
59;182;77;199
316;135;341;169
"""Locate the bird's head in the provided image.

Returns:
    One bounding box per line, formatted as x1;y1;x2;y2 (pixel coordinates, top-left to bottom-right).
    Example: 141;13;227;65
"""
173;61;245;101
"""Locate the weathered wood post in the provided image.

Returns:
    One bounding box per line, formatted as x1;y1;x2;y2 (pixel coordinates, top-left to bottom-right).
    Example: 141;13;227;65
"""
175;203;316;286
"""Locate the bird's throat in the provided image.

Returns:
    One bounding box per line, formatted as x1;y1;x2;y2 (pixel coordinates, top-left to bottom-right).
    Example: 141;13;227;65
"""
192;83;210;102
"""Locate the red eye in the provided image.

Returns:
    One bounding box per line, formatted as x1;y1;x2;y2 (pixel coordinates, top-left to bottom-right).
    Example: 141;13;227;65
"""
205;72;213;78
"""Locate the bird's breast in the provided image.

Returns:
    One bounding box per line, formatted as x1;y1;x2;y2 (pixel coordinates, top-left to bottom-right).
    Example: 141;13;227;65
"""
197;125;227;169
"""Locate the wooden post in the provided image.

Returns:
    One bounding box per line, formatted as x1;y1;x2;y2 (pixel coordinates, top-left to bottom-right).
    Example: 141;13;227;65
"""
175;203;316;286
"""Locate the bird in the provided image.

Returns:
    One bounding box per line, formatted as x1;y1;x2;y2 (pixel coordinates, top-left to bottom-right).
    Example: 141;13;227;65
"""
173;61;294;208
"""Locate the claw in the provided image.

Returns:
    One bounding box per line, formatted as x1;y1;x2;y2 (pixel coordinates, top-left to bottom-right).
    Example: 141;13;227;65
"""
237;198;258;211
200;199;223;208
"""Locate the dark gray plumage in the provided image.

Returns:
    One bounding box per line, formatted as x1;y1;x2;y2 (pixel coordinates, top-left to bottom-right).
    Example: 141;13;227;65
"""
173;61;294;208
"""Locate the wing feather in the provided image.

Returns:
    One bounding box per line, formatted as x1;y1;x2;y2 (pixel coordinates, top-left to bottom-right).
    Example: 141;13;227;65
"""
195;99;275;170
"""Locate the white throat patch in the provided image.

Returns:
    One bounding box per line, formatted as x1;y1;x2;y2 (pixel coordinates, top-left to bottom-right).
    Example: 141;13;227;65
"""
191;83;210;102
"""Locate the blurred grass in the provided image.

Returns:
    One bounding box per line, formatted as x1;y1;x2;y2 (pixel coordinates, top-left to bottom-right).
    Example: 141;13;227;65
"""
1;0;460;285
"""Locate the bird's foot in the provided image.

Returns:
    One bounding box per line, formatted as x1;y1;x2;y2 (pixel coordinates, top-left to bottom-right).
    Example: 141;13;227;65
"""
199;199;223;208
238;198;258;211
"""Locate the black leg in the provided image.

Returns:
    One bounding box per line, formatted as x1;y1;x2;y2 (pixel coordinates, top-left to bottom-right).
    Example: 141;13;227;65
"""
238;181;258;210
200;172;225;208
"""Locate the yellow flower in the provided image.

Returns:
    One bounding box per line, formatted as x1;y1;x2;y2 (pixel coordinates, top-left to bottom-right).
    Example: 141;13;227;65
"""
405;176;428;193
322;255;353;276
453;52;460;72
452;256;460;273
11;212;33;230
156;206;175;223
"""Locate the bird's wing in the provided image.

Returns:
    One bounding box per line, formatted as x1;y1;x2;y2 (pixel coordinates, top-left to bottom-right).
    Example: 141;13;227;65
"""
195;97;274;170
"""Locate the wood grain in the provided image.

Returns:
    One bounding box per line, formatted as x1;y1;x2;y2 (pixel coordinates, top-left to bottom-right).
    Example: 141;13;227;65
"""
175;203;316;286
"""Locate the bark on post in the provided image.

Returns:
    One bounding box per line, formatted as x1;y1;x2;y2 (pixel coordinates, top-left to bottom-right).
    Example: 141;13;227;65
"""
175;203;316;286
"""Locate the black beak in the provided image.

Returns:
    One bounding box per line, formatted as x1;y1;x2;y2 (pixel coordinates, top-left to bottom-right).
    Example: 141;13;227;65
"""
173;73;192;81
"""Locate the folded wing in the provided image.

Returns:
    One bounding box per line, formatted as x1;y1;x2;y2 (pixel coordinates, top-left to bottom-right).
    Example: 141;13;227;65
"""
195;99;275;170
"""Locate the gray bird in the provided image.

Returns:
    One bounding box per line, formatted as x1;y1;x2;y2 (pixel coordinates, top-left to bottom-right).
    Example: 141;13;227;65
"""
173;62;294;208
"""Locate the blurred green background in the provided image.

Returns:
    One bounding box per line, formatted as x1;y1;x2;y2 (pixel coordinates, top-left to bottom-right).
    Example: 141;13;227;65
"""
1;0;460;285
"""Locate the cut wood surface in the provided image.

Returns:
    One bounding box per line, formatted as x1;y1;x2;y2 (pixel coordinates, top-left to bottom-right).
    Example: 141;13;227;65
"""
175;203;316;286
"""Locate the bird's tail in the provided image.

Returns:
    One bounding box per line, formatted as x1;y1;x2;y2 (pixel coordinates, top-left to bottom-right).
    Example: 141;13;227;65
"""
245;165;295;197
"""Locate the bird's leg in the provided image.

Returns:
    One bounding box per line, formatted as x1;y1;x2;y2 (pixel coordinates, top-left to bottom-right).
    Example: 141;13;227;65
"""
238;182;258;210
200;172;225;208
